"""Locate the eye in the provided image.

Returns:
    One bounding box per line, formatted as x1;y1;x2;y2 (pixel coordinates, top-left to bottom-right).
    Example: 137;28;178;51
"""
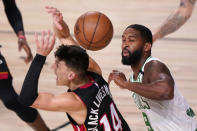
122;38;126;42
129;39;135;42
55;62;59;68
122;35;126;42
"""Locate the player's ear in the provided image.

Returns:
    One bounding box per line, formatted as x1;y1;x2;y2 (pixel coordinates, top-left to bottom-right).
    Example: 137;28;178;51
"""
144;42;152;52
68;71;76;80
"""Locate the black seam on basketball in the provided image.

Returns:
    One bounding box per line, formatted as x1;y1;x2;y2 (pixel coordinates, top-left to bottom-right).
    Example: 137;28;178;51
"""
90;23;113;47
76;35;91;48
83;12;90;45
75;14;91;48
88;13;101;49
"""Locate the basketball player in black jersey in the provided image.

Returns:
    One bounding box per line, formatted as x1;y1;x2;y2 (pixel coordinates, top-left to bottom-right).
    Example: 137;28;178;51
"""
19;6;131;131
0;48;49;131
2;0;33;63
0;1;50;130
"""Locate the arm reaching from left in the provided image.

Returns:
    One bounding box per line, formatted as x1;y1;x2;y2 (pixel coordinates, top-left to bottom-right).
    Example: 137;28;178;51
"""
19;30;56;106
108;61;174;100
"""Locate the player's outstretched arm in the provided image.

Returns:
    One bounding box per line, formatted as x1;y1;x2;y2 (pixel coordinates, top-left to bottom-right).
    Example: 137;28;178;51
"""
46;6;77;45
19;31;85;113
152;0;196;42
2;0;33;63
19;30;56;106
46;6;102;75
108;61;174;100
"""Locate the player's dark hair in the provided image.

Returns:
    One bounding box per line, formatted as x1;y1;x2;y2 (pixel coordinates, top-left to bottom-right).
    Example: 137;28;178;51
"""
55;45;89;74
126;24;152;45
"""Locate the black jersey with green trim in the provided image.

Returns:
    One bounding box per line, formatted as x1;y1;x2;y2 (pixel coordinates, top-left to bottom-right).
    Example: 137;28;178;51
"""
66;71;131;131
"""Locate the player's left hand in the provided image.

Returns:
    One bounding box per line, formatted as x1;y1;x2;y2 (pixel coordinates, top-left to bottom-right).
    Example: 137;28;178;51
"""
45;6;63;30
35;30;56;56
108;70;127;89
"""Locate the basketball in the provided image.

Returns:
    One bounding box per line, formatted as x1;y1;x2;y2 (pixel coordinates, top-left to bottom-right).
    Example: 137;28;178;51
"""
74;11;113;51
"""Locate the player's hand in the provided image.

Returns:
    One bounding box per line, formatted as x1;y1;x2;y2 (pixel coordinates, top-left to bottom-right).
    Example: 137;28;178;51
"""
108;70;127;89
18;37;33;64
45;6;63;30
35;30;56;56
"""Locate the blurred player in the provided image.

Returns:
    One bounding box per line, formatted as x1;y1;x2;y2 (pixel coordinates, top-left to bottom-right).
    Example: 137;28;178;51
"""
1;0;49;130
2;0;33;63
153;0;196;42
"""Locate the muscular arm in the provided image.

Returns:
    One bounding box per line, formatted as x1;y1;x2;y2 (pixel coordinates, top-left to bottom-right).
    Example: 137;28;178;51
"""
110;61;174;100
153;0;196;42
32;92;85;112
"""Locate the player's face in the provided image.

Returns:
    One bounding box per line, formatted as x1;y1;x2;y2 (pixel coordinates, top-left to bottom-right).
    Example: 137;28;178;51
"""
121;28;144;66
52;58;72;86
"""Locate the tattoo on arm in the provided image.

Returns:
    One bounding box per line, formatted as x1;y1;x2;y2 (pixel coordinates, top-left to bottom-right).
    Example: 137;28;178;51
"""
180;1;186;7
157;12;189;38
180;0;196;7
189;0;196;5
153;0;195;41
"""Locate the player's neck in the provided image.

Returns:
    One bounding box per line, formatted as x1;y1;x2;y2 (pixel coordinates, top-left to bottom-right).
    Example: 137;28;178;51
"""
131;56;148;79
69;75;90;91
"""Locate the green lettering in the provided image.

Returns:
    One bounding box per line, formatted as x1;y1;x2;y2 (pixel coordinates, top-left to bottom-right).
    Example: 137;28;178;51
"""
186;107;195;118
142;112;154;131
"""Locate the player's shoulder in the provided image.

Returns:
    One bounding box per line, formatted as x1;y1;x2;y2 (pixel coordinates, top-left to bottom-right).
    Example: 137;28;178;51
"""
87;71;102;80
87;71;107;85
145;59;167;70
144;59;170;77
61;92;84;105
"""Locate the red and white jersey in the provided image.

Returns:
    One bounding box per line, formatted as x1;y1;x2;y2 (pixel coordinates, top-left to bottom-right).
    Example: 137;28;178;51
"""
67;71;131;131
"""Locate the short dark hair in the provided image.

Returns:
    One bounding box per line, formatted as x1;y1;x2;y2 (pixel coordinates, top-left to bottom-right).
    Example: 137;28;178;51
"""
126;24;152;45
54;45;89;74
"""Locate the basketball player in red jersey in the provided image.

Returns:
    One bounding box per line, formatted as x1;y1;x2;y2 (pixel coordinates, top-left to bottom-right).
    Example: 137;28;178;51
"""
18;6;131;131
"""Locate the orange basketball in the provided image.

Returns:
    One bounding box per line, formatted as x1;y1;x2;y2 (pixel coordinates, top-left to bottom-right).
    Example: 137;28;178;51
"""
74;11;113;51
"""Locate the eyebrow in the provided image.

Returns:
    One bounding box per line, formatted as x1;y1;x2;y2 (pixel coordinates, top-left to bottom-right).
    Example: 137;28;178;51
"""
122;33;137;38
128;35;137;38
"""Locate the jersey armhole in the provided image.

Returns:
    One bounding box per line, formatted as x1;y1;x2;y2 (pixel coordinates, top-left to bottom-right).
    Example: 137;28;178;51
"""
67;92;88;126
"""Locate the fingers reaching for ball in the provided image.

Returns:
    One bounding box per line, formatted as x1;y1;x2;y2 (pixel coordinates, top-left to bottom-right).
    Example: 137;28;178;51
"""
45;6;63;30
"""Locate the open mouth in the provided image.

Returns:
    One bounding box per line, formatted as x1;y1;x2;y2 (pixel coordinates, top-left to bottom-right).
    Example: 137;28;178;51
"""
122;49;129;56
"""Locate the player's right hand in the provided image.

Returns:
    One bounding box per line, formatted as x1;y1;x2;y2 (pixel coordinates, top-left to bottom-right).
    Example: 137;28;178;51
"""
45;6;63;30
108;70;127;89
34;30;56;56
18;37;33;64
